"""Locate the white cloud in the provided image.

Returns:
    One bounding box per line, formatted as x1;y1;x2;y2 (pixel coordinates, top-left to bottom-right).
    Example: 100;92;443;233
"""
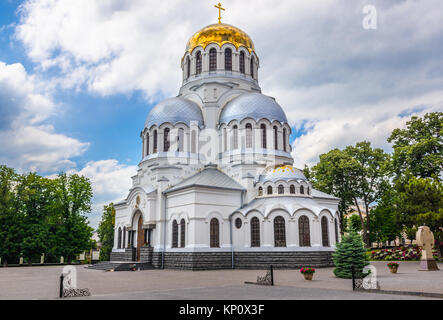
68;160;137;229
13;0;443;168
0;61;89;173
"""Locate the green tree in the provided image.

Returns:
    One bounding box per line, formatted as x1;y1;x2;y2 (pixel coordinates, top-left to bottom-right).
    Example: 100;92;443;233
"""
51;173;94;263
347;214;362;232
396;177;443;256
0;166;23;266
16;173;53;264
97;203;115;261
344;141;391;247
333;232;369;278
307;149;358;234
388;112;442;181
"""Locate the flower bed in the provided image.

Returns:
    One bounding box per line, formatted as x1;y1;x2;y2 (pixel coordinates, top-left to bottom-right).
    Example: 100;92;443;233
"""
370;245;442;261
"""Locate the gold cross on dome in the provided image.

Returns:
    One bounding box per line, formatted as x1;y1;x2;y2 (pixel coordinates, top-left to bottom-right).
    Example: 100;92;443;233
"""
214;2;225;24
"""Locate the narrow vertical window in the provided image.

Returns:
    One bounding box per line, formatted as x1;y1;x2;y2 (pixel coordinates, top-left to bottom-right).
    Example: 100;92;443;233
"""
196;51;202;75
258;187;263;196
123;227;126;249
278;185;284;194
186;56;190;79
250;217;260;247
260;124;267;148
240;51;245;74
164;128;170;152
209;48;217;71
321;216;330;247
299;216;311;247
300;185;304;194
191;130;196;153
290;185;295;194
223;127;227;152
180;219;186;248
274;216;286;247
273;126;278;150
245;123;252;148
283;128;287;152
267;186;273;195
177;128;184;152
210;218;220;248
225;48;232;71
335;218;339;243
250;56;254;78
117;227;122;249
172;220;178;248
233;125;238;149
153;130;158;153
146;133;150;156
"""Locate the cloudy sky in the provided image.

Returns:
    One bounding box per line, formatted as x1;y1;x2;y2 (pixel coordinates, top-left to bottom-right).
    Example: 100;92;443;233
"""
1;0;442;228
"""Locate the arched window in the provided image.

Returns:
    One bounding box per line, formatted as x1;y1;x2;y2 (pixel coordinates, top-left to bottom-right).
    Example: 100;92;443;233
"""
300;185;304;194
146;133;150;156
335;218;339;243
240;51;245;74
210;218;220;248
177;128;184;152
283;128;287;152
307;187;310;195
209;48;217;71
258;187;263;196
246;123;252;148
180;219;186;248
278;185;284;194
196;51;202;75
123;227;126;248
172;220;178;248
233;125;238;149
250;56;254;78
250;217;260;247
274;216;286;247
186;56;190;79
267;186;273;195
117;227;122;249
164;128;170;152
290;185;295;194
225;48;232;71
321;216;329;247
191;130;196;153
153;130;158;153
260;124;267;148
299;216;311;247
273;126;278;150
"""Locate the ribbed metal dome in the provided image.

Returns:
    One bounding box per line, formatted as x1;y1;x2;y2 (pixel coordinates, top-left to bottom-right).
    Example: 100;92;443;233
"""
219;93;288;125
258;165;307;183
145;97;204;129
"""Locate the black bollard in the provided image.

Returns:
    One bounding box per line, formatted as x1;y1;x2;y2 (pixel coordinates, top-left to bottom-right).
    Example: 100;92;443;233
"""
270;265;274;286
351;265;355;291
59;274;64;298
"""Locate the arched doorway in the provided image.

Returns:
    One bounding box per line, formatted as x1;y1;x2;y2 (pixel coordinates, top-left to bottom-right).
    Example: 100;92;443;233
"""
136;215;145;261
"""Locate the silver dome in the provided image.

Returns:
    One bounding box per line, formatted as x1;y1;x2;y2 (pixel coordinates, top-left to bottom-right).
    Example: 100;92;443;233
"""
145;97;204;129
219;93;288;125
257;165;307;183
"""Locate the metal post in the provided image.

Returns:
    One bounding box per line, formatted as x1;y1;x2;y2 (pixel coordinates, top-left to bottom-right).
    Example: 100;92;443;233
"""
59;274;64;298
270;265;274;286
351;265;355;291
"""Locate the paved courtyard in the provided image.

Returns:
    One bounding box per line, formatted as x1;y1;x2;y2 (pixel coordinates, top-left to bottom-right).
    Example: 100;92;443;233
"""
0;261;441;300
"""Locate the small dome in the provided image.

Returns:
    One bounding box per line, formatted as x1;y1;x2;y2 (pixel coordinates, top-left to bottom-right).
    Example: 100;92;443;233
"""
186;23;255;54
219;93;288;125
145;97;204;129
258;165;307;183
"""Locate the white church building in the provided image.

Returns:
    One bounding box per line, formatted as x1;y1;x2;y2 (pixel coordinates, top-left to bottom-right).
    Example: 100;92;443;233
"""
110;20;341;270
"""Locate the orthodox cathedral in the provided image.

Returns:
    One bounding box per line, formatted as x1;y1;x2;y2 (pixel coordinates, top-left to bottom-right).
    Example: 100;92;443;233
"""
111;11;340;270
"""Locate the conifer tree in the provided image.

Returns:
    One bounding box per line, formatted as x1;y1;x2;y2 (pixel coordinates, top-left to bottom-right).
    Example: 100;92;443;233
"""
333;232;369;278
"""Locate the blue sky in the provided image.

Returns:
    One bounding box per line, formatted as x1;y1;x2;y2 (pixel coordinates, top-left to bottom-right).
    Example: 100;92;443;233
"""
1;0;442;228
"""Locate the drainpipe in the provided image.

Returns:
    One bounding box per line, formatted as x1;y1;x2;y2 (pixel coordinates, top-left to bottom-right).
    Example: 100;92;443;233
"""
229;189;246;269
161;194;167;269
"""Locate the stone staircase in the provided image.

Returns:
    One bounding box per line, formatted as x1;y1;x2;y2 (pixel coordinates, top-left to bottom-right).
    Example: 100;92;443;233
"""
86;261;154;272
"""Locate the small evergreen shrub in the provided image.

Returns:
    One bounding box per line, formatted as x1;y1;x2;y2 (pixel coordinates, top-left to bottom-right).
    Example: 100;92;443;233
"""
333;232;369;278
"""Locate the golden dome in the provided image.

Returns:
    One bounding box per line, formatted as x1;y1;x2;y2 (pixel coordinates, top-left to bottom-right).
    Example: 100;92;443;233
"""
186;23;255;54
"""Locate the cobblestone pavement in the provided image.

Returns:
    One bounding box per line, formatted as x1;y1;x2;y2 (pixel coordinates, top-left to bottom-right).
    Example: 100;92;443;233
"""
0;261;441;300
